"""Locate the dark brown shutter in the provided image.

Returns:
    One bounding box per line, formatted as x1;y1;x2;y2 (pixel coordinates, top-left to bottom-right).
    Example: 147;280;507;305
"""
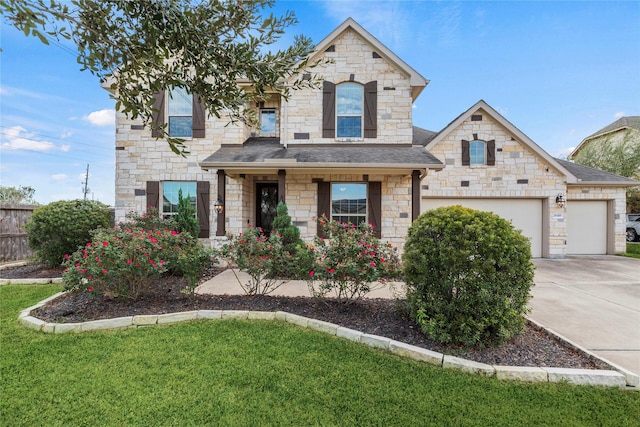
192;93;206;138
461;139;470;166
367;182;382;239
197;181;210;238
364;80;377;138
146;181;160;211
322;81;336;138
486;139;496;166
151;91;165;138
317;181;331;237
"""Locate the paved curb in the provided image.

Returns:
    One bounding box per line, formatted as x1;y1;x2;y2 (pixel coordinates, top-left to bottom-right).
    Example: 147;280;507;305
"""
1;278;64;285
17;292;635;389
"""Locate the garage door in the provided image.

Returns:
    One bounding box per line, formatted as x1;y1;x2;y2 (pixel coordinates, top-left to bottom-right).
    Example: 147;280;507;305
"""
421;199;543;258
566;201;607;255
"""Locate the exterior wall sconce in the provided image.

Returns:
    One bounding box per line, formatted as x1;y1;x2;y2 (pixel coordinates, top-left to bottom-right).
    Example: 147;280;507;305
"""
214;196;224;214
555;194;566;208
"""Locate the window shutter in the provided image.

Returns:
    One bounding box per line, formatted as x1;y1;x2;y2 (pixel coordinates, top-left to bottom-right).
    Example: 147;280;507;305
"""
317;181;331;237
192;93;206;138
322;81;336;138
146;181;160;211
461;139;470;166
197;181;210;238
368;182;382;239
486;139;496;166
151;91;165;138
364;81;377;138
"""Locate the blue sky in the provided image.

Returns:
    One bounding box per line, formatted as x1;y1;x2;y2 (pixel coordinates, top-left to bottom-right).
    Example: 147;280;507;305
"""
1;1;639;205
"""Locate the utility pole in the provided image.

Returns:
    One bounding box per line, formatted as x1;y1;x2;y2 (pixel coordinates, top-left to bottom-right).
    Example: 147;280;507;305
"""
82;164;90;200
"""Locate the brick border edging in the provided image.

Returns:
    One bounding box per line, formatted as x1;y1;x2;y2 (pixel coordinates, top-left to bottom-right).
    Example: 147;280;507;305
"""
17;292;636;389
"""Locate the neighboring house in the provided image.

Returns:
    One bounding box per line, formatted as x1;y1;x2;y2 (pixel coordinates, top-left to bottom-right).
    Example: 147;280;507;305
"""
107;18;637;258
570;116;640;171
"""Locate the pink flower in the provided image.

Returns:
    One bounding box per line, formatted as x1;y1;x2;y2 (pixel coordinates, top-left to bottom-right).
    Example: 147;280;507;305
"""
88;287;93;292
75;263;80;267
370;262;376;267
102;241;109;247
86;243;92;247
171;230;178;236
328;268;335;274
102;269;108;274
127;259;132;265
95;257;100;262
309;270;315;277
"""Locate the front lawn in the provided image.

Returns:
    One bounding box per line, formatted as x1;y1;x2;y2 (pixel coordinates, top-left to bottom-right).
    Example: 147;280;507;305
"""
2;285;638;426
623;242;640;258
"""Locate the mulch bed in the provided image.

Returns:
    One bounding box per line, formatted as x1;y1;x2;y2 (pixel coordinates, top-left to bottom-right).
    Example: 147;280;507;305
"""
2;263;610;370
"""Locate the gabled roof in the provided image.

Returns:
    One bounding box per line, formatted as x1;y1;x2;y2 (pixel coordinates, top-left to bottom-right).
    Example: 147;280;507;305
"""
425;100;578;183
412;126;438;146
199;138;443;175
570;116;640;158
555;159;639;186
311;18;429;100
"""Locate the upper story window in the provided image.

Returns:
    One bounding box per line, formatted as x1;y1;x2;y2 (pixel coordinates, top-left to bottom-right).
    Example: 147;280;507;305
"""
331;183;367;225
469;140;486;165
168;87;193;138
260;109;276;136
336;83;364;138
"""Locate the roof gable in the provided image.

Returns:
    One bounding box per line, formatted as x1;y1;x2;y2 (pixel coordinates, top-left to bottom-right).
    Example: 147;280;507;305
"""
570;116;640;158
311;18;429;100
426;100;578;183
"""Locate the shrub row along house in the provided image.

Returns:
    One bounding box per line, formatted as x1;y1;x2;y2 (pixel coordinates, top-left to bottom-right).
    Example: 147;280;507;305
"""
106;18;637;258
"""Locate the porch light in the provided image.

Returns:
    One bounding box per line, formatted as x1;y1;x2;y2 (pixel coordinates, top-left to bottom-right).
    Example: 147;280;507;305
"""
555;194;566;208
214;196;224;214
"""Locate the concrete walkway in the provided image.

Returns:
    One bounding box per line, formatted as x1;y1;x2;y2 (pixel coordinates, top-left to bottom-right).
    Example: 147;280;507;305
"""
529;256;640;377
197;256;640;378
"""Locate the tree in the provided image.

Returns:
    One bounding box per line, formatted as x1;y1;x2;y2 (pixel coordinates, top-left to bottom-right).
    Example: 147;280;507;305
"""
572;130;640;212
1;0;321;155
0;185;38;204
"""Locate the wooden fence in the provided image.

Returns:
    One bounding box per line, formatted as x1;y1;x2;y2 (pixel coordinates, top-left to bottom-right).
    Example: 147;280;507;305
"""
0;204;36;262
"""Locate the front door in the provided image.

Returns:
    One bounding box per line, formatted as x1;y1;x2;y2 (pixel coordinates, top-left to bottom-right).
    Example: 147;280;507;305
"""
256;183;278;232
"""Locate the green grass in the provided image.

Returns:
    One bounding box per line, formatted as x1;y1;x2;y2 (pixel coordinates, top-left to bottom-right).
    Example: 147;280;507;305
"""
622;242;640;258
2;286;638;426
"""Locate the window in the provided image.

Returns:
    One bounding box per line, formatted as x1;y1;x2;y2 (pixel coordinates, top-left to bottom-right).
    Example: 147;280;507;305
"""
162;181;196;219
260;109;276;136
168;87;193;138
331;183;367;225
336;83;363;138
470;140;485;165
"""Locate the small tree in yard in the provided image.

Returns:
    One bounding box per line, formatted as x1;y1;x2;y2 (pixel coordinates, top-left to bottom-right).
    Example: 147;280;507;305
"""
403;206;535;348
25;199;111;267
174;189;199;239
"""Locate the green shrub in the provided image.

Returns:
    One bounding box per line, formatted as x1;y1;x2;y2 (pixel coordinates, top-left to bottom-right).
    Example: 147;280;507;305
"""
270;202;312;279
25;199;111;267
403;206;534;348
220;226;290;295
271;202;302;253
122;207;176;232
306;217;401;303
174;188;199;238
63;226;213;299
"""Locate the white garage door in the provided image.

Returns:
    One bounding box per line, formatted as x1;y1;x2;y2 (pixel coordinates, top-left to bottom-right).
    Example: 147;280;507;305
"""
566;201;607;255
421;199;543;258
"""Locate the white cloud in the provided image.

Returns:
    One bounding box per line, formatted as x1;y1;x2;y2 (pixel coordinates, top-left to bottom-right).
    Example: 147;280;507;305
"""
0;125;69;153
51;174;68;181
555;146;576;159
614;111;625;119
83;109;115;126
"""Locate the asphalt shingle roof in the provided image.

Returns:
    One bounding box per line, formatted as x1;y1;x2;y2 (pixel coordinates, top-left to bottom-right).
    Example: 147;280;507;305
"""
584;116;640;140
555;158;638;183
201;138;443;168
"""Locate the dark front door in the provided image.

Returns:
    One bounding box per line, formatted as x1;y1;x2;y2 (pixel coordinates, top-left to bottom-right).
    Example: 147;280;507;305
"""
256;183;278;232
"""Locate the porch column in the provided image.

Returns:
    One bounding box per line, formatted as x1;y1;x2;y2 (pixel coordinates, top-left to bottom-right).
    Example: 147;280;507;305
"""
412;170;421;221
278;169;286;204
216;169;226;236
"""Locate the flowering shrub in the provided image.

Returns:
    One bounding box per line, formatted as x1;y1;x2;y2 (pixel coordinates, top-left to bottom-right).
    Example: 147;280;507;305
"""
306;217;401;303
62;226;213;299
219;226;289;295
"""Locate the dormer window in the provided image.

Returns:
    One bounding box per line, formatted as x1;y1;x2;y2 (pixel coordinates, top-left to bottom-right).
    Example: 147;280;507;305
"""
336;83;363;138
470;140;485;165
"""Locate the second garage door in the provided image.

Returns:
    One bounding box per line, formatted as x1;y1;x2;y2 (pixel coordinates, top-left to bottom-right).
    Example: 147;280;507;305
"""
566;200;607;255
421;198;543;258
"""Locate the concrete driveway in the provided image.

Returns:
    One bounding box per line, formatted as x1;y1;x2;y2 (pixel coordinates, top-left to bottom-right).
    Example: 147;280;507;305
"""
530;255;640;379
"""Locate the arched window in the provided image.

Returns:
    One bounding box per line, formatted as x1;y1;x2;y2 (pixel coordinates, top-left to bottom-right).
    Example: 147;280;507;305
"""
469;140;485;165
336;83;363;138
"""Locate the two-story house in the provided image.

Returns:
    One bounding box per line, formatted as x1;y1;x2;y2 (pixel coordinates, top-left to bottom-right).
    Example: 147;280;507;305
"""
108;18;636;258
